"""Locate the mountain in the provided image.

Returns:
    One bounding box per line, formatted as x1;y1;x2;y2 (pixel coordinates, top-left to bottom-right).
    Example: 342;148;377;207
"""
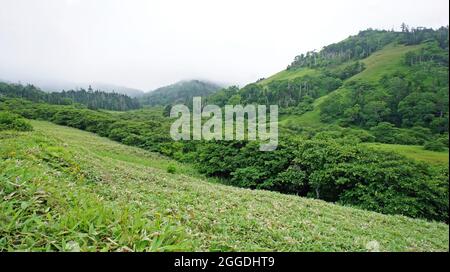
209;26;449;145
140;80;222;106
38;81;145;98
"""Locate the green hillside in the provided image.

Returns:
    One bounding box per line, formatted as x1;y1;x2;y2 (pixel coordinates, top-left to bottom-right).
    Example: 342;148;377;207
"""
258;68;319;85
269;31;448;164
351;43;423;82
140;80;222;107
364;143;448;166
1;121;448;251
280;42;425;128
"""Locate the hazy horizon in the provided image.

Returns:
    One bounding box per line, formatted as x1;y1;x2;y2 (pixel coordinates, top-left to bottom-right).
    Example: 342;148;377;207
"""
1;0;449;91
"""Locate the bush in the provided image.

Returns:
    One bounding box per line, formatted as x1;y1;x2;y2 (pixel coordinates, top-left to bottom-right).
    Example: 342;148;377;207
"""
370;122;430;145
424;140;447;152
167;164;177;174
437;134;449;147
293;140;448;222
0;111;33;131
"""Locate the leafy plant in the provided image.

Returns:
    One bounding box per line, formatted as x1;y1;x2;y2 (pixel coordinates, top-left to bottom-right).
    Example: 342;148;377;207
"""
0;111;33;131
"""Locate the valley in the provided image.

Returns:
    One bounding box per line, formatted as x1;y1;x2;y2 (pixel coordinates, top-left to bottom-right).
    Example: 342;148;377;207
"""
1;26;449;252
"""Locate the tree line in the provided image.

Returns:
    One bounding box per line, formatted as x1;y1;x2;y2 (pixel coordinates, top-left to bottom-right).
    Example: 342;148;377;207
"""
287;25;448;70
0;82;140;111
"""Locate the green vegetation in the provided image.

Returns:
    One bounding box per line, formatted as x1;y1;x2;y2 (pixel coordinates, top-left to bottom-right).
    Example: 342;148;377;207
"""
140;80;221;107
0;82;140;111
1;121;448;251
257;68;319;85
209;27;449;148
320;41;448;135
0;111;33;132
287;26;448;70
195;139;448;222
1;25;448;251
424;140;447;152
1;96;448;222
364;143;448;166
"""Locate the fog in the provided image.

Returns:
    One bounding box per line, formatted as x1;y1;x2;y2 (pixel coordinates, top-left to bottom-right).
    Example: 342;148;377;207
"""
0;0;448;91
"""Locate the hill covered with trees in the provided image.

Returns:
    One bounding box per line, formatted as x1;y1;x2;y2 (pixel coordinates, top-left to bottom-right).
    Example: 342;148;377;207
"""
208;25;449;145
0;82;141;111
140;80;222;107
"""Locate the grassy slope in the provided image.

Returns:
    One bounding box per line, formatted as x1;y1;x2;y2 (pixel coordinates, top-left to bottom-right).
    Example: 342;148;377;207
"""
0;120;448;251
351;43;422;82
364;143;449;166
258;68;319;85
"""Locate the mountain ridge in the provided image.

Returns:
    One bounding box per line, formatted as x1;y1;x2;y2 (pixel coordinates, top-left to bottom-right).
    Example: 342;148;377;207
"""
140;79;223;106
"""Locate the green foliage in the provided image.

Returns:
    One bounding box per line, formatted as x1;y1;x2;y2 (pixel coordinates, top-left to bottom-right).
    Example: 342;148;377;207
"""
0;111;33;131
1;26;449;225
0;131;189;251
212;74;342;109
2;122;448;251
0;82;140;111
424;140;447;152
369;122;431;145
205;86;240;107
2;96;448;222
364;142;448;166
163;104;172;117
288;29;399;69
330;61;366;80
167;164;177;174
193;138;448;222
319;39;449;136
292;140;448;222
288;26;448;70
140;80;221;107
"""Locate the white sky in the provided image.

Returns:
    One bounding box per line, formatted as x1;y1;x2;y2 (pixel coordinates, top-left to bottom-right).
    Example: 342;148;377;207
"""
0;0;448;90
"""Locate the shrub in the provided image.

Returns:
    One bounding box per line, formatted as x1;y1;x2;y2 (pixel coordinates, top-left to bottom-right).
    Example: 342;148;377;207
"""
167;164;177;174
0;111;33;131
424;140;447;152
293;140;448;222
370;122;430;145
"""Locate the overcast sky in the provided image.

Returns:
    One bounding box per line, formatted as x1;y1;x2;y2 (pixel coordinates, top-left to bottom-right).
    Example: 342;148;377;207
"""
0;0;448;91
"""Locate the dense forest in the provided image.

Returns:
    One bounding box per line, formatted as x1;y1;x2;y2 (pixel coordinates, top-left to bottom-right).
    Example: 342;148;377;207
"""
287;25;448;69
140;80;222;107
0;82;140;111
320;40;448;138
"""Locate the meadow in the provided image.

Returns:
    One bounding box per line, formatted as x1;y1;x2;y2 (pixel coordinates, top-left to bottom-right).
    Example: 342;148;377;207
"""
0;120;448;251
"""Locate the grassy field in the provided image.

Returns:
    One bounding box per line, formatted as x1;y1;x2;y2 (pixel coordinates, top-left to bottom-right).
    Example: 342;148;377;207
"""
0;120;448;251
279;94;335;129
351;43;423;82
365;143;449;166
258;68;319;85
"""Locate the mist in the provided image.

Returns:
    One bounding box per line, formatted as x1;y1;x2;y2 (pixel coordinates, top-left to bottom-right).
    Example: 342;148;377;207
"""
0;0;448;91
